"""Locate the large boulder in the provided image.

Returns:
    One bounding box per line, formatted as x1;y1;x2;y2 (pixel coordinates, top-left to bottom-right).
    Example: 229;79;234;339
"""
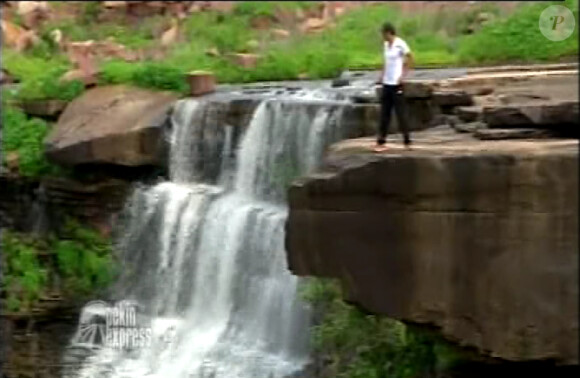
483;100;579;128
45;85;178;167
286;127;578;365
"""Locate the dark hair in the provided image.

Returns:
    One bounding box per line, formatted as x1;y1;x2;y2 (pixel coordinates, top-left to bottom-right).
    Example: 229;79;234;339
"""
382;22;396;35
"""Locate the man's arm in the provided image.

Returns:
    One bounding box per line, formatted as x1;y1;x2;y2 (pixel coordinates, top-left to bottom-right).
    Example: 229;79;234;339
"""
377;65;385;85
376;41;385;84
401;52;413;82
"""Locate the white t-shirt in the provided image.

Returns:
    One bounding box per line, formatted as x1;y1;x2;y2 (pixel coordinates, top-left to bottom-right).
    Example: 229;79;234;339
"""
382;37;411;85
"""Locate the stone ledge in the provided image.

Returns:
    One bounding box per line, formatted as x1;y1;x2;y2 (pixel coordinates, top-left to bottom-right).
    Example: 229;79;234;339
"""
286;127;578;364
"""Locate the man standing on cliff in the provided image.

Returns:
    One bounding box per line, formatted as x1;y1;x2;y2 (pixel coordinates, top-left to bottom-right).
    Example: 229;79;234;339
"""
374;22;413;152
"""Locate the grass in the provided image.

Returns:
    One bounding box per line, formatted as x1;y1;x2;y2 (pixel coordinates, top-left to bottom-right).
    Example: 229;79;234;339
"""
2;48;85;101
300;278;471;378
234;1;319;19
2;1;577;98
457;0;579;64
1;220;115;313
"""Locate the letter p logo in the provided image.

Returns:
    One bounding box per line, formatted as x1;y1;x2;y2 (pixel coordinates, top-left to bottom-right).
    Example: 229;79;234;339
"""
540;5;576;41
551;15;565;30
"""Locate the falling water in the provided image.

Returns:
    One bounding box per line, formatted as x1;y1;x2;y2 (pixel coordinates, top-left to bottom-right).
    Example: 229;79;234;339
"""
64;91;349;378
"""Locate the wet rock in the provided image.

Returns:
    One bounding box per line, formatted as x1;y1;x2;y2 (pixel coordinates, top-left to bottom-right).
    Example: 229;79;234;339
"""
331;78;350;88
429;114;450;127
456;105;483;122
454;121;487;133
433;90;473;107
403;81;433;98
497;93;551;105
483;101;579;128
474;128;555;140
45;85;178;167
469;86;494;96
351;92;377;104
431;114;461;129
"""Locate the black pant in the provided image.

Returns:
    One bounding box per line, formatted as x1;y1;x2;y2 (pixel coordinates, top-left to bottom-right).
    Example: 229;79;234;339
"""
377;84;411;145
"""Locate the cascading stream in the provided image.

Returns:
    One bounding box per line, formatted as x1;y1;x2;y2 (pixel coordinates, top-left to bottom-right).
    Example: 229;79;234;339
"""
64;91;349;378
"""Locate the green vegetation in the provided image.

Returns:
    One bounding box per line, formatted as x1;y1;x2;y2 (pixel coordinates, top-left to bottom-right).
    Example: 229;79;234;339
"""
234;1;318;19
1;105;63;177
1;220;115;313
301;278;470;378
3;1;577;98
458;0;579;64
2;48;85;101
1;231;48;312
53;218;115;294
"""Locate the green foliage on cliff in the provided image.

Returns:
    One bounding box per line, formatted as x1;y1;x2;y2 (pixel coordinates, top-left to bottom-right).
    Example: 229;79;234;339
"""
1;105;62;177
1;231;49;312
53;218;115;294
1;220;115;313
301;278;467;378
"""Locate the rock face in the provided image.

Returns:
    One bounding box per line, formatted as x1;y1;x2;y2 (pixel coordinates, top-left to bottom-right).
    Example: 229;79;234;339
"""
0;173;130;235
286;127;578;365
45;85;178;167
483;101;579;128
19;99;68;119
1;304;80;378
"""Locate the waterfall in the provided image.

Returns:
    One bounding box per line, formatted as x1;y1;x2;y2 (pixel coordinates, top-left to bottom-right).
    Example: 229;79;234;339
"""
64;91;349;378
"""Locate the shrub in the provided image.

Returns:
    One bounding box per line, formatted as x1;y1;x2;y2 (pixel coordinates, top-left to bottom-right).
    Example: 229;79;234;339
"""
17;70;85;102
1;105;62;177
1;48;69;82
53;218;115;294
2;49;84;101
81;1;102;24
131;62;189;92
300;278;468;378
1;222;115;312
100;60;143;85
1;231;48;312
